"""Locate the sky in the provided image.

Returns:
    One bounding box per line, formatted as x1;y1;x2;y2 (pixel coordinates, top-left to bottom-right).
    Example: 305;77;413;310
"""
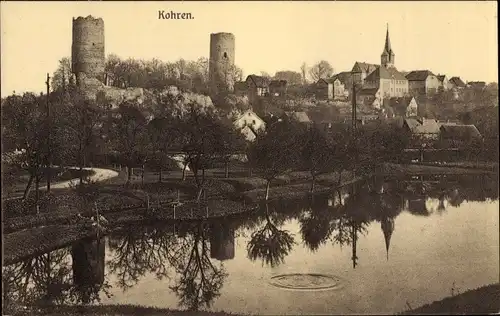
1;1;498;96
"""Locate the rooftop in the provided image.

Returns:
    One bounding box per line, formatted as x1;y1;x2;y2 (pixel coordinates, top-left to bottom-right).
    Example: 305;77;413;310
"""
405;70;436;81
365;66;407;81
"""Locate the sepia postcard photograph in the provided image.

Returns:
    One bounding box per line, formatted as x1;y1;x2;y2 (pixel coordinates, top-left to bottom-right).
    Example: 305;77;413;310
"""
1;1;498;315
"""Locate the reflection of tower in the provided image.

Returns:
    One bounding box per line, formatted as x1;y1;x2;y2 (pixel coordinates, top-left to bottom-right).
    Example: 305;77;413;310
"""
209;32;235;95
72;16;105;87
210;222;235;261
71;237;105;302
381;217;395;261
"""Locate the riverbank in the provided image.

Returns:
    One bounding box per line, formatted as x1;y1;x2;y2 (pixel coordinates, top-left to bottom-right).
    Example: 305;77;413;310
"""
5;304;242;316
3;162;496;266
9;283;500;315
400;283;500;315
3;224;102;266
3;198;258;265
379;163;495;176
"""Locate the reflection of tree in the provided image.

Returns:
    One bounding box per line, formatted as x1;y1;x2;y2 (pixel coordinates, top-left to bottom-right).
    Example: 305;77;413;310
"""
3;244;111;313
169;222;227;311
107;225;173;290
247;203;296;267
329;185;379;268
299;195;335;252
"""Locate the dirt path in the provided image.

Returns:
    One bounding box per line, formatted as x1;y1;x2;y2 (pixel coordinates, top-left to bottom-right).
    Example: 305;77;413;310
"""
38;167;119;190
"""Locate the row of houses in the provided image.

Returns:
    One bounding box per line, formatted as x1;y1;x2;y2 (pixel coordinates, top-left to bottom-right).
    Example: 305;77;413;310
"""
232;106;482;148
314;26;485;104
401;117;483;147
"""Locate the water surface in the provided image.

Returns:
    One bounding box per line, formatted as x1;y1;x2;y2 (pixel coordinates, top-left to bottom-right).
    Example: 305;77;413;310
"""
3;175;499;315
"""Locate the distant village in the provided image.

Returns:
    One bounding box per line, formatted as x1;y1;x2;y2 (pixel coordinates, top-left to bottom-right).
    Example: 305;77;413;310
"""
231;25;493;145
7;16;493;148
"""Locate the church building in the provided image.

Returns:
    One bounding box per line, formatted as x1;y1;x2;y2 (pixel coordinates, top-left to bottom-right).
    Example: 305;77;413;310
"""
356;25;409;106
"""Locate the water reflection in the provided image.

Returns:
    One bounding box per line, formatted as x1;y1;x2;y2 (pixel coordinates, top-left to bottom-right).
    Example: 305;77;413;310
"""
107;225;173;290
71;238;107;304
3;174;498;313
210;222;235;261
247;203;296;268
168;222;227;311
2;238;111;313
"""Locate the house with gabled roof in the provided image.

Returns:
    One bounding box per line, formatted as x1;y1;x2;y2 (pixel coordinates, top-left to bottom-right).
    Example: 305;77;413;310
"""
403;117;441;140
449;77;467;89
356;87;383;109
332;72;352;99
351;62;378;86
285;111;311;124
436;74;450;91
269;80;287;97
245;75;270;103
439;124;482;147
364;66;409;99
405;70;441;96
316;78;336;100
233;109;266;142
383;96;418;118
316;75;350;100
467;81;486;90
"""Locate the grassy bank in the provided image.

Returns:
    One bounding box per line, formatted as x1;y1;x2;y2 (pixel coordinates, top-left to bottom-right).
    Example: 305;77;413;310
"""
411;161;499;171
3;198;257;265
3;224;101;266
5;304;242;316
401;283;500;315
379;163;494;176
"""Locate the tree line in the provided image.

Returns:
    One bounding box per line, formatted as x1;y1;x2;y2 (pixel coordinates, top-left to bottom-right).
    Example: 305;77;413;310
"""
51;55;244;94
2;85;413;205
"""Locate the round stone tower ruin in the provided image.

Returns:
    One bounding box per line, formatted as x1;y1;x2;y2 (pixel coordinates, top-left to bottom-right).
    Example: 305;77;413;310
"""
72;16;105;86
209;32;235;95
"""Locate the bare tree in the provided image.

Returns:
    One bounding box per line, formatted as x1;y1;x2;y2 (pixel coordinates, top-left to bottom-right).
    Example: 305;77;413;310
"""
309;60;334;82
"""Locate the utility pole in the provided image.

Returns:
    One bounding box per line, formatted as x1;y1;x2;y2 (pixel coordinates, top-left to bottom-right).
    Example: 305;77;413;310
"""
351;83;358;181
351;83;357;136
46;73;51;192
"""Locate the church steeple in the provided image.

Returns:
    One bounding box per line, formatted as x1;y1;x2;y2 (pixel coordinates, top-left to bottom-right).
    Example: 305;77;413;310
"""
384;24;392;54
381;24;396;68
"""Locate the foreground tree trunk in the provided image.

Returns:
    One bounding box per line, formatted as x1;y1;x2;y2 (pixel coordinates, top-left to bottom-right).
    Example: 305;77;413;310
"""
182;164;187;181
225;161;229;178
35;174;40;214
197;187;203;202
141;164;145;186
158;169;162;183
126;166;132;185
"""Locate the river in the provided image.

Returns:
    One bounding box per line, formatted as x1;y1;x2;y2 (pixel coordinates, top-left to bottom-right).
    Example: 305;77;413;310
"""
3;174;498;315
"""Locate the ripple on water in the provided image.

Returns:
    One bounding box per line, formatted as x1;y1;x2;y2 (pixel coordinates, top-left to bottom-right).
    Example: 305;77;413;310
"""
269;273;345;291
